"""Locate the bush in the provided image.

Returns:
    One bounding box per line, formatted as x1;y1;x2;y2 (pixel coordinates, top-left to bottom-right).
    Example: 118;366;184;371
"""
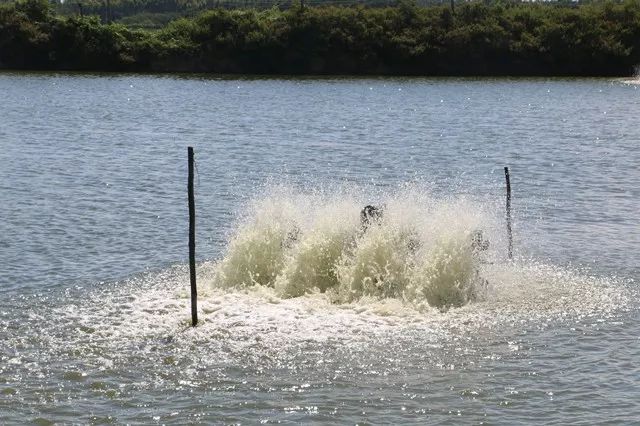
1;0;639;75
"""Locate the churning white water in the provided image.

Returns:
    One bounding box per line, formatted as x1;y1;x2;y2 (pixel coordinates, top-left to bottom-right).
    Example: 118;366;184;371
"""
210;185;499;310
44;172;628;334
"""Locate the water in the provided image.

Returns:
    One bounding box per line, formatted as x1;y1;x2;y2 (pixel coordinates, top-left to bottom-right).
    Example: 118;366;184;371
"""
1;73;639;423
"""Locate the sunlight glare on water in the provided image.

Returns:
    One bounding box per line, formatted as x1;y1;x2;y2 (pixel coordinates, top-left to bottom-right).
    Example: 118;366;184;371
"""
0;74;639;423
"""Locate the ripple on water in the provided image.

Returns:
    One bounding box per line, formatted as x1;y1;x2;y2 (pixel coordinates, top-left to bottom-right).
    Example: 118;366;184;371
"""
0;242;637;423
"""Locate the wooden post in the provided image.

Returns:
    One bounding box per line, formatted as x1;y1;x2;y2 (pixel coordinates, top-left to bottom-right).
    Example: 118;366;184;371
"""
504;166;513;260
188;147;198;327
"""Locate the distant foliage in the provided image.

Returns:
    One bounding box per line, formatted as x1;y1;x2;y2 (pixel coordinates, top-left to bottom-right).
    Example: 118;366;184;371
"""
1;0;639;75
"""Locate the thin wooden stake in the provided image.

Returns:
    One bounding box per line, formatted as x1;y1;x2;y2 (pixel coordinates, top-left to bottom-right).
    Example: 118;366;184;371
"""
504;166;513;260
188;147;198;327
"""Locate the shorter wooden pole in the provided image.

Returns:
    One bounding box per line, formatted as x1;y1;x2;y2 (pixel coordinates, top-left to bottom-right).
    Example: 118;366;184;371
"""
504;166;513;260
188;147;198;327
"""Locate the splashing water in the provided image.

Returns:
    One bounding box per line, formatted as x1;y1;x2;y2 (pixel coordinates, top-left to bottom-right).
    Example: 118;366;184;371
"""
620;65;640;85
2;184;633;424
210;185;506;310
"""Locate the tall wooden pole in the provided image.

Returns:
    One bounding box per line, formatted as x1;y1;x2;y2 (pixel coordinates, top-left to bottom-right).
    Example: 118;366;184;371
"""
504;166;513;260
188;147;198;327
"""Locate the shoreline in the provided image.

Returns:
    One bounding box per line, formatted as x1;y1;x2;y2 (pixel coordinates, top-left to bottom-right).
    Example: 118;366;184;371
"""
0;70;637;80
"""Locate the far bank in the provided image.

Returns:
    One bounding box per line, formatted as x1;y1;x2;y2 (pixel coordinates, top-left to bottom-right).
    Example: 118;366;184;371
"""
2;0;639;76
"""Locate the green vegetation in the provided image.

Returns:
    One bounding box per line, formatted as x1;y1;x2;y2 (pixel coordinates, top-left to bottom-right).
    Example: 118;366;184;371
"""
1;0;639;75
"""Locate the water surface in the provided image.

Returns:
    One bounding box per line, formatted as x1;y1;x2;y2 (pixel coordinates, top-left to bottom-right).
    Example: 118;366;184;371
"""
0;74;638;424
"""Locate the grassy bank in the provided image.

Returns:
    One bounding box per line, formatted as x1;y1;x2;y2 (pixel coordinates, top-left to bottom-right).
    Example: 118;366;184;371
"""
1;0;639;75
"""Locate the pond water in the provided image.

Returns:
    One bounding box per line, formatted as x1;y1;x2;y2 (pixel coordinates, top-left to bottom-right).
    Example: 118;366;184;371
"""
0;73;638;424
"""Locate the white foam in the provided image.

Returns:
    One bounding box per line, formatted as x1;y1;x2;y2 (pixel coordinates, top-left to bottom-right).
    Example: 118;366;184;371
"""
211;185;498;310
619;77;640;86
34;185;632;369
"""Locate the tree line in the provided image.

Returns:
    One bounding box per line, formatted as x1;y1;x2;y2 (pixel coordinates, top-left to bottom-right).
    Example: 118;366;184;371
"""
1;0;639;75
